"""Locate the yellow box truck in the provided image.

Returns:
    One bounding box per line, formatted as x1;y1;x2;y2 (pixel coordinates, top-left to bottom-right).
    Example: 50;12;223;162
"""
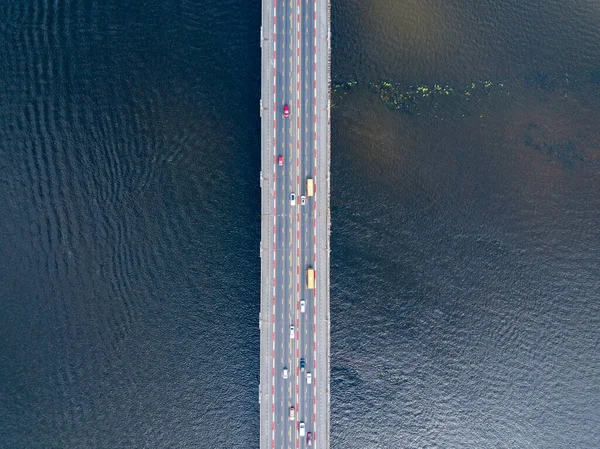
306;178;314;197
307;268;315;289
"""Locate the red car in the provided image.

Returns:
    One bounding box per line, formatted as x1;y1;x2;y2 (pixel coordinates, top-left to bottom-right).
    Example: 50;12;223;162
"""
278;155;283;166
283;104;290;117
306;432;312;446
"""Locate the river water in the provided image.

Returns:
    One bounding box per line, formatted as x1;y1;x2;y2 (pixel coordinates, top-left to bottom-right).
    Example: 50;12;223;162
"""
1;0;599;447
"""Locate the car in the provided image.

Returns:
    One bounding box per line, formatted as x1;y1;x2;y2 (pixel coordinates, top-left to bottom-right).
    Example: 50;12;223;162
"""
278;155;283;166
283;367;289;379
301;195;306;206
290;325;295;339
289;406;295;421
299;422;306;437
283;104;290;117
306;372;312;384
290;193;296;206
300;299;306;313
306;432;313;445
300;358;305;372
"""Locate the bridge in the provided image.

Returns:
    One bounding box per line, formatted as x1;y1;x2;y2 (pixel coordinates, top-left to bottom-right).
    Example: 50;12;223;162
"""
259;0;330;447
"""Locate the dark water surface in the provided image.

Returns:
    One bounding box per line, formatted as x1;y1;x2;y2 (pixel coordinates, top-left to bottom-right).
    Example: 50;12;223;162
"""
0;0;599;447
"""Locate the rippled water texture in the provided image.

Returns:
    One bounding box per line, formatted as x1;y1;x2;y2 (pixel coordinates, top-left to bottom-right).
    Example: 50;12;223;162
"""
332;0;600;447
0;0;260;447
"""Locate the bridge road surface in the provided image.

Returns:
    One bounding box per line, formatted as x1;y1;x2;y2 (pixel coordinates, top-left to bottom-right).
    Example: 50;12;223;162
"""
260;0;330;447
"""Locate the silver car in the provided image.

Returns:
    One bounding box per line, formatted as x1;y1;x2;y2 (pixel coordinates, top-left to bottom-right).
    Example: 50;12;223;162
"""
300;299;306;313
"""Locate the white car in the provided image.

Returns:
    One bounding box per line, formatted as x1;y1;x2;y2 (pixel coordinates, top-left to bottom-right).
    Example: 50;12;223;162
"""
290;193;296;206
299;422;306;436
290;325;295;339
306;372;312;384
289;406;295;421
283;368;289;379
301;195;306;206
300;299;306;313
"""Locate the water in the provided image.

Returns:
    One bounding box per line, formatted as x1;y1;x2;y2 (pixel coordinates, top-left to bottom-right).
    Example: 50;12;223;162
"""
0;0;599;447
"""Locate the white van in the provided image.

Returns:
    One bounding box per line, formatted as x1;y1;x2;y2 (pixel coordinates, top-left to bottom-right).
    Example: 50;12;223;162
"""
306;372;312;384
299;422;306;436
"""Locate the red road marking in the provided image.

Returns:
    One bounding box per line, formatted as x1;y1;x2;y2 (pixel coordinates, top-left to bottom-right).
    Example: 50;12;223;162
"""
314;131;317;140
296;385;299;394
272;385;275;394
272;404;275;412
272;278;276;286
313;236;316;244
313;360;316;368
314;396;316;405
297;265;299;275
296;158;299;167
272;422;275;430
314;342;316;351
313;324;316;333
297;283;300;292
297;175;299;184
314;253;316;262
314;167;317;176
313;218;316;227
297;230;300;240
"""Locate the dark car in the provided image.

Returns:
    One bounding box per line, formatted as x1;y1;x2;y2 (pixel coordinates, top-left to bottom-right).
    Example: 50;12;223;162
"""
306;432;312;446
300;358;306;372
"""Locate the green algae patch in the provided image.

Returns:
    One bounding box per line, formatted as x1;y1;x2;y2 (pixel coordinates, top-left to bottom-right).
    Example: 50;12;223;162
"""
371;79;511;117
331;79;359;109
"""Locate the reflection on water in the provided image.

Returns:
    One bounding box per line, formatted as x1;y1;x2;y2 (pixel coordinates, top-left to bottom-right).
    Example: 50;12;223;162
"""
332;0;600;447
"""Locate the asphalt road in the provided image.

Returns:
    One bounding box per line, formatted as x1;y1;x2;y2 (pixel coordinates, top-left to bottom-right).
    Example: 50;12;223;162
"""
260;0;330;448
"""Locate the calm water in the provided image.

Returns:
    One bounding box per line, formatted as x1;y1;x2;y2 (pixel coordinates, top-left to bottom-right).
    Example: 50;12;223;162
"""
1;0;599;447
